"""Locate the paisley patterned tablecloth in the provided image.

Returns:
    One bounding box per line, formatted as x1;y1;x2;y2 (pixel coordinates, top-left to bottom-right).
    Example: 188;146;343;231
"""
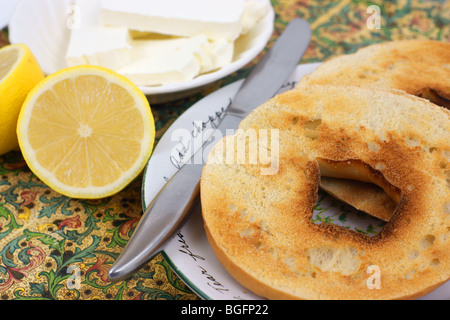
0;0;449;300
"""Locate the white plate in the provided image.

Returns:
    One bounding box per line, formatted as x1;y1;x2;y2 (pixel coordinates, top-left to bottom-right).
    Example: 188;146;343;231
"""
0;0;19;29
142;62;450;300
8;0;275;103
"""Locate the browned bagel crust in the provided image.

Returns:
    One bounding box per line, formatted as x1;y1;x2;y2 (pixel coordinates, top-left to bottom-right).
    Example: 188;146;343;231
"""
299;40;450;105
200;85;450;300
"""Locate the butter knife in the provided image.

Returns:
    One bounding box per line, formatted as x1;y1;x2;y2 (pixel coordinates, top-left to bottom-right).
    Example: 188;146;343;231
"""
108;18;311;282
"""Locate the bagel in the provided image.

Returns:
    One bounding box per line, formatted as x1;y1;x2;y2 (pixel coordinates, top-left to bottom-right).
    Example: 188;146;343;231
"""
200;85;450;300
300;40;450;221
299;40;450;108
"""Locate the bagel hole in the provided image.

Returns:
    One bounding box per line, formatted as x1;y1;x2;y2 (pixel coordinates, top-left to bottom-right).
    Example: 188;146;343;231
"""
313;187;387;237
415;87;450;109
315;158;401;237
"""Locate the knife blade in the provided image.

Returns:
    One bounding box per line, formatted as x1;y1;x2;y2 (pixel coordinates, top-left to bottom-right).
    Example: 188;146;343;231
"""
108;18;311;282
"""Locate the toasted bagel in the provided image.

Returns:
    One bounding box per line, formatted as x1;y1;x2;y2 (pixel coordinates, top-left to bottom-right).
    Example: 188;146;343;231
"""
299;40;450;107
200;85;450;300
300;40;450;220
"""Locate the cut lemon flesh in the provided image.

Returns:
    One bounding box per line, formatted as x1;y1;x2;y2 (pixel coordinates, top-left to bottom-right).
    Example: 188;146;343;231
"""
17;66;155;199
0;43;44;155
0;47;18;79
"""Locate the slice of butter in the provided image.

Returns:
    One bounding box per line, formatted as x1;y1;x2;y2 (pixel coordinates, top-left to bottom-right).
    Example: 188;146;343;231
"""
117;35;211;86
200;39;234;74
65;0;131;69
101;0;246;41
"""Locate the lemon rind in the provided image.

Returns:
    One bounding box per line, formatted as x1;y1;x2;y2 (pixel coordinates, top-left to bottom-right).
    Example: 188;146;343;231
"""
17;65;155;199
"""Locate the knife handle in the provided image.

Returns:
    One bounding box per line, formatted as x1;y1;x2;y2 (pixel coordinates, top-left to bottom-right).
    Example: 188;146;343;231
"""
108;161;203;282
108;114;243;282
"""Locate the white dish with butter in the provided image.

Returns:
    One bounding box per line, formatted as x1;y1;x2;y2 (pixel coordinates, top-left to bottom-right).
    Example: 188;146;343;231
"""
8;0;274;103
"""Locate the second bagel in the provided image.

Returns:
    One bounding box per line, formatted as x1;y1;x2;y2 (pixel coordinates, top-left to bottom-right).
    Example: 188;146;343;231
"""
300;40;450;221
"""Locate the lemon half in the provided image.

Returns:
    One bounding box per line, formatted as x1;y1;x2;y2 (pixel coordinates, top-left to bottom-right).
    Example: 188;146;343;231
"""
0;43;44;155
17;65;155;199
